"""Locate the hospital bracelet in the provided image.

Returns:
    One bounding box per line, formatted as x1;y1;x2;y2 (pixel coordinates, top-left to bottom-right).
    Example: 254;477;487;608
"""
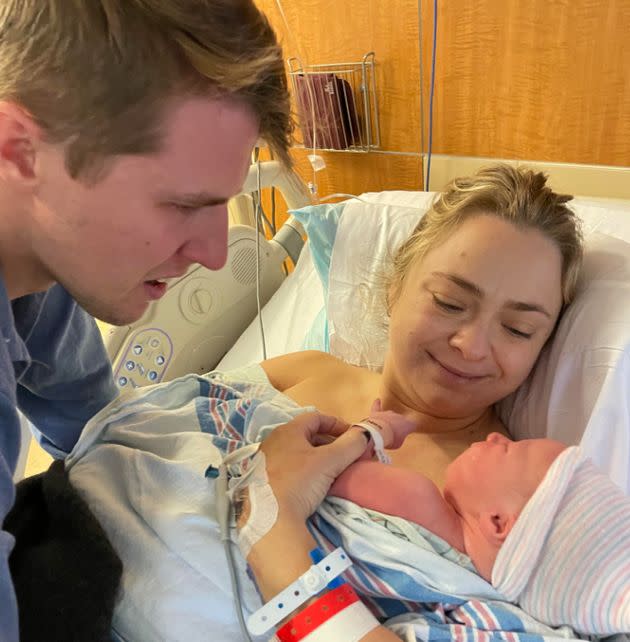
353;419;392;465
246;546;352;636
277;583;380;642
276;583;362;641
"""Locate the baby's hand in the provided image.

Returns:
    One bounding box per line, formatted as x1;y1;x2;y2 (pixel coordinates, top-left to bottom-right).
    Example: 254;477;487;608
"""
361;399;417;449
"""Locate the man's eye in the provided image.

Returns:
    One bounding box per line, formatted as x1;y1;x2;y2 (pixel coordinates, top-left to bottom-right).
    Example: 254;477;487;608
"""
504;325;533;339
432;294;464;313
172;203;198;215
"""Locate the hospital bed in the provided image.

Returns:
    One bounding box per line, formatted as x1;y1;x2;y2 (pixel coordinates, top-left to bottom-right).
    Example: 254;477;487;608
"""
36;161;630;641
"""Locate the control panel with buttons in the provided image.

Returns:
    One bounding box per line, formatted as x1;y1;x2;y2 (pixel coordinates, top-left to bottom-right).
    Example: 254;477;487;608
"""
113;328;173;390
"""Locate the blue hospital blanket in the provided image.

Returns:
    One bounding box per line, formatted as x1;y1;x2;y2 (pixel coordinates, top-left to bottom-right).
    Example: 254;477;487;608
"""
66;366;584;642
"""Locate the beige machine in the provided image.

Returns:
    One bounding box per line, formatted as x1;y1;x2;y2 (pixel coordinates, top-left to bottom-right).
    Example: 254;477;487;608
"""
103;161;310;390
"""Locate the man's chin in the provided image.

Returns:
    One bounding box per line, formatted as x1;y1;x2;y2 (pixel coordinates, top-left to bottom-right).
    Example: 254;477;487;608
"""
73;295;149;327
95;310;146;327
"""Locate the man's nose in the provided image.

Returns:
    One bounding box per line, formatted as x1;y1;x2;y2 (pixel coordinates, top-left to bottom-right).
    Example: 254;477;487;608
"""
178;204;229;270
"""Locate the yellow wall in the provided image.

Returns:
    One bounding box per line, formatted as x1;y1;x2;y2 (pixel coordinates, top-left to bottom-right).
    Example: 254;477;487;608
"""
424;0;630;165
256;0;629;207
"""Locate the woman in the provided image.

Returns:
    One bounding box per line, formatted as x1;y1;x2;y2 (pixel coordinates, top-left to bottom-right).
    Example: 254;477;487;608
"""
260;164;582;488
242;163;584;640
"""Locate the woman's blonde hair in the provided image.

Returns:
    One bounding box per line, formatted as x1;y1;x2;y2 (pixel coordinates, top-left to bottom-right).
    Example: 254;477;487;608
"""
387;164;583;310
0;0;292;179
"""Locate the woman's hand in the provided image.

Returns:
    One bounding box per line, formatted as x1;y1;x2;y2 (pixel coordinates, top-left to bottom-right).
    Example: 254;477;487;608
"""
247;412;415;641
259;412;369;521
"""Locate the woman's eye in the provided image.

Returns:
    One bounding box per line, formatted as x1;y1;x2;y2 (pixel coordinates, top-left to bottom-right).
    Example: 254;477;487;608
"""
432;294;464;313
504;325;533;339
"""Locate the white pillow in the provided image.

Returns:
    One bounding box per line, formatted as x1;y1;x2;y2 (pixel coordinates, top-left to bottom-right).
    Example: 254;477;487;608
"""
328;192;431;370
327;193;630;492
498;232;630;492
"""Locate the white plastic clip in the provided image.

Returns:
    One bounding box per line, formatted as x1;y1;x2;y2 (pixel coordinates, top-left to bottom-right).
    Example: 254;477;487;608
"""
246;546;352;636
307;153;326;172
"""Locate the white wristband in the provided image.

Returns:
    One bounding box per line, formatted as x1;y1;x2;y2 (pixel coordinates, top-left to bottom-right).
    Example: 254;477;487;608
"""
247;547;352;636
353;420;391;465
301;600;379;642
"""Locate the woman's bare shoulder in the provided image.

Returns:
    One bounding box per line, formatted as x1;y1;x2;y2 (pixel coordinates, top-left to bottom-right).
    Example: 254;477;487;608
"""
261;350;354;392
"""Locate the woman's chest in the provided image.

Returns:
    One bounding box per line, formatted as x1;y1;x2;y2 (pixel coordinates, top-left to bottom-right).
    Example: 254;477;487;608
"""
283;372;379;424
280;368;503;489
386;433;471;489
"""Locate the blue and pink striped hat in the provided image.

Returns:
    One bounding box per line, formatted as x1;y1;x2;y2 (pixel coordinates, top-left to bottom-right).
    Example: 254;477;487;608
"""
492;446;630;635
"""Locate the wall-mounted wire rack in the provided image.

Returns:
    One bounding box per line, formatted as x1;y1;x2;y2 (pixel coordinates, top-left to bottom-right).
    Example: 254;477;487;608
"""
287;52;380;153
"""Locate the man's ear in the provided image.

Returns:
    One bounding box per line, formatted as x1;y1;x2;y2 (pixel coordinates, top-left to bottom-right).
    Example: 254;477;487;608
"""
0;102;41;183
478;509;518;546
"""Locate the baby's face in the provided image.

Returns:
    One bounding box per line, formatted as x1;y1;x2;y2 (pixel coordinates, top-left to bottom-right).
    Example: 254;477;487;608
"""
444;433;566;511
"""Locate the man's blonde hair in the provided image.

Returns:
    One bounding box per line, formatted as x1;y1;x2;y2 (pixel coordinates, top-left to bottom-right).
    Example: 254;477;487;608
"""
387;164;583;310
0;0;292;178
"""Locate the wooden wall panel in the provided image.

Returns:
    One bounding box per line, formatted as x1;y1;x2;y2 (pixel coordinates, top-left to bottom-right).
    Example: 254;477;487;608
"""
289;149;423;196
422;0;630;166
254;0;629;219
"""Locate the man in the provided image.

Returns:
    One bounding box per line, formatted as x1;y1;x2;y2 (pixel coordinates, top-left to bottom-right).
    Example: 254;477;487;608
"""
0;1;291;638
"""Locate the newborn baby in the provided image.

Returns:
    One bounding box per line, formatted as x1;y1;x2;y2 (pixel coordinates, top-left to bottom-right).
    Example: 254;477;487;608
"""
329;408;630;635
330;419;563;581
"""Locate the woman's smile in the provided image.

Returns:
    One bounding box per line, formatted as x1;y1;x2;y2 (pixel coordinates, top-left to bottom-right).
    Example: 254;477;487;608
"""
426;350;490;385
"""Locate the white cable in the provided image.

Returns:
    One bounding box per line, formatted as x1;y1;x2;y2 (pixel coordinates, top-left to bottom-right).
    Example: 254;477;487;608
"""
216;445;261;642
254;156;268;360
417;0;426;188
273;0;292;46
216;464;253;642
424;0;438;190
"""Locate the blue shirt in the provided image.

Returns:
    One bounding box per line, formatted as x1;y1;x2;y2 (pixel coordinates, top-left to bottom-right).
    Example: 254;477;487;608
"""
0;279;117;641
